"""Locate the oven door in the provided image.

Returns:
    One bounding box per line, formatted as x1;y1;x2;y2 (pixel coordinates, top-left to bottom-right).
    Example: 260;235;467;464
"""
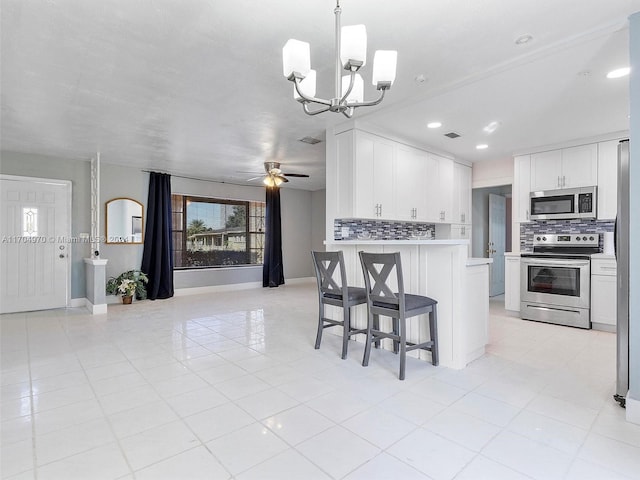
520;257;590;309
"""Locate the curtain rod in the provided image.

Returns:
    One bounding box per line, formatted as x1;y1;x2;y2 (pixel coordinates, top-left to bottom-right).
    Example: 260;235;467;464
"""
141;169;263;188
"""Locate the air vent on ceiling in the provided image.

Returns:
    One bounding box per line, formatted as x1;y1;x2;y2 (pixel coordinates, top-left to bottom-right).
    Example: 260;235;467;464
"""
299;136;322;145
444;132;461;139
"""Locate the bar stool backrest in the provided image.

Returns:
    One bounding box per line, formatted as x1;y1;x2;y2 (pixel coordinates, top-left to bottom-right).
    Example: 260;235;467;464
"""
312;251;348;301
359;251;406;312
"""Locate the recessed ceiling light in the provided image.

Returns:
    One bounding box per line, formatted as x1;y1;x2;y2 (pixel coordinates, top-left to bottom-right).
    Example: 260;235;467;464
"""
415;74;427;84
483;121;500;134
476;144;489;150
427;121;442;129
607;67;630;79
515;34;533;45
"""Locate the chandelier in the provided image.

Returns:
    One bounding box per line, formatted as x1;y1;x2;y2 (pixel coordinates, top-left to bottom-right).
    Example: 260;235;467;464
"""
282;0;397;118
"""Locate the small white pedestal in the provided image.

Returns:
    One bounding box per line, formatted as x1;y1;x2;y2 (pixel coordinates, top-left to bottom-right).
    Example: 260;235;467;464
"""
84;258;108;314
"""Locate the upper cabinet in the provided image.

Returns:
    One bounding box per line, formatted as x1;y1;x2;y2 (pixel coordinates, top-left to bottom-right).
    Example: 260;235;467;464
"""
452;163;472;224
530;143;598;191
597;140;619;220
332;128;462;224
514;155;531;223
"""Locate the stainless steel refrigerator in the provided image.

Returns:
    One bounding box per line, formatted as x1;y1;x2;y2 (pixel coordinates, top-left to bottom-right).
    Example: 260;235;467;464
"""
615;139;630;407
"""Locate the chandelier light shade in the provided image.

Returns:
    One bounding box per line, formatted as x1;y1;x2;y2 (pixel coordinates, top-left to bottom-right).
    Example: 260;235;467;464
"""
282;0;397;118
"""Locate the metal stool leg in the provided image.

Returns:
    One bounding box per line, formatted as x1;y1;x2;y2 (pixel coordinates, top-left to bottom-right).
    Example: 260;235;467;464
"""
341;305;350;360
430;306;439;366
315;302;324;349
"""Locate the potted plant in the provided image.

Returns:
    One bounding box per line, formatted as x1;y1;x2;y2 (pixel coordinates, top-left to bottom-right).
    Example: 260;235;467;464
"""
106;270;149;304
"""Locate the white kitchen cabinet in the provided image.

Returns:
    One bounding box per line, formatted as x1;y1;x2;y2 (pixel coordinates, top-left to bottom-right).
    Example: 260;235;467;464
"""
597;139;619;220
349;130;396;219
433;154;454;222
591;257;617;331
504;254;521;311
514;155;531;223
395;145;429;221
530;143;598;191
453;163;472;224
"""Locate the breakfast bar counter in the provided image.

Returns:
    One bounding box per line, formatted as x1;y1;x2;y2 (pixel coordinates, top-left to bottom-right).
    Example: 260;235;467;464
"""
325;239;491;369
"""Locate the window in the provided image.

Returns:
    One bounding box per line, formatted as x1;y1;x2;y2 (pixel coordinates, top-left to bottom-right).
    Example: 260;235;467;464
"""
172;194;265;269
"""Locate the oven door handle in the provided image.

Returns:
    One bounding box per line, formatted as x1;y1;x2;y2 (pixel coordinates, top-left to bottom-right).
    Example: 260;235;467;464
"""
521;258;590;267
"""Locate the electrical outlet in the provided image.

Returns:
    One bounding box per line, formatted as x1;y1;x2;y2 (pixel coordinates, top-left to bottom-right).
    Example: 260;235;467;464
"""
341;227;350;237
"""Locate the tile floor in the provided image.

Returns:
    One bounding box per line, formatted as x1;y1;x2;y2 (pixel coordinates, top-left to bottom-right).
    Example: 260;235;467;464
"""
1;281;639;479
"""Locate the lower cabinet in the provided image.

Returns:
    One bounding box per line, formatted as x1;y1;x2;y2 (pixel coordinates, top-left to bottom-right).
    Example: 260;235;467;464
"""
504;254;521;311
591;257;617;331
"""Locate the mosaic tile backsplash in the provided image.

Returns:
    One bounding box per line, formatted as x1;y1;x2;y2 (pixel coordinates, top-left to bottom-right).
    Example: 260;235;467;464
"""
520;219;615;252
334;219;436;241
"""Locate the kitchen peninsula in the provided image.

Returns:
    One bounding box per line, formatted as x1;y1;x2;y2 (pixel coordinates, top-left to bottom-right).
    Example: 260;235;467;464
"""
325;239;492;370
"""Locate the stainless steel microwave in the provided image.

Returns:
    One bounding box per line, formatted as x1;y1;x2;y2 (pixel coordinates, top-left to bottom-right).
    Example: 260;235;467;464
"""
530;186;597;220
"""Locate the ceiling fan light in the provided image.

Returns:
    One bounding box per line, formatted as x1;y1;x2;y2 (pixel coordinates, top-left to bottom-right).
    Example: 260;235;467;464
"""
274;176;284;186
282;39;311;78
263;176;275;187
342;74;364;103
372;50;397;89
340;25;367;70
294;69;316;102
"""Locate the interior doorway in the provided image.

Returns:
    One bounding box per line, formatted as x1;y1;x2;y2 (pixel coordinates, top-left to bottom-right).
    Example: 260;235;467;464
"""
472;185;512;297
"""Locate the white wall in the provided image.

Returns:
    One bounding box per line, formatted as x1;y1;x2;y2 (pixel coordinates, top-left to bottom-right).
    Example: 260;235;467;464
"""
472;158;514;188
311;189;326;253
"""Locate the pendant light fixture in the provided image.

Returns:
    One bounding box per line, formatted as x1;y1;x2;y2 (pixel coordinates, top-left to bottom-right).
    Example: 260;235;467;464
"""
282;1;397;118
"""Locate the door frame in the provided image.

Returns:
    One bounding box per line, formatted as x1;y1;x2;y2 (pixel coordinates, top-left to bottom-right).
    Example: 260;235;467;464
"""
1;174;73;309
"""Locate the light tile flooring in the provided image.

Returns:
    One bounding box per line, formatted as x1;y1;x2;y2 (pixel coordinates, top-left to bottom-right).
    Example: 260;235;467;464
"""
2;281;639;479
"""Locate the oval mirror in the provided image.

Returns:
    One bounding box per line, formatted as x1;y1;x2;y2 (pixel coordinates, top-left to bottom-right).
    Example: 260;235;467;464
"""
105;198;144;244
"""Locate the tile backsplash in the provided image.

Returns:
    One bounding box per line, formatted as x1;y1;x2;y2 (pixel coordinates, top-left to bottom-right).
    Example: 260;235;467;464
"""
520;219;614;252
334;219;435;241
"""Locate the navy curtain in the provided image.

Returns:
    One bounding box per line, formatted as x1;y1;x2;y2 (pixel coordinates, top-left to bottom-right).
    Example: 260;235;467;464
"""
141;172;174;299
263;186;285;287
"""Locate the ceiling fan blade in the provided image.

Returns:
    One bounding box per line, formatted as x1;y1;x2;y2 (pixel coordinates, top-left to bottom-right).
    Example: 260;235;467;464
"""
282;173;310;178
246;176;262;182
277;175;289;183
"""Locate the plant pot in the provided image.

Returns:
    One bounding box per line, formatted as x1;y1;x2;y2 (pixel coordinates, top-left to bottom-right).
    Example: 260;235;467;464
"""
122;295;133;304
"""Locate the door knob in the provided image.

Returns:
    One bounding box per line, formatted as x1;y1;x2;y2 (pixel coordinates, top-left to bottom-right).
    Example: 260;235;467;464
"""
59;254;65;258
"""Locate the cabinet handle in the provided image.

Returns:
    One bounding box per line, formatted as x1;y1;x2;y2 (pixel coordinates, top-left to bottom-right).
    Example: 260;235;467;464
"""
526;209;529;220
557;176;561;188
563;175;566;188
461;213;465;223
379;204;383;217
461;226;466;235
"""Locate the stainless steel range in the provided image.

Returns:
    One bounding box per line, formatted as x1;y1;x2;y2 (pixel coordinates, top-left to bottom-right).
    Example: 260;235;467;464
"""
520;234;600;329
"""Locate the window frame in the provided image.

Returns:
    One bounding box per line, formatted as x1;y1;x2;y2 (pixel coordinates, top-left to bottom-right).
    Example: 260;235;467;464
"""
172;194;265;270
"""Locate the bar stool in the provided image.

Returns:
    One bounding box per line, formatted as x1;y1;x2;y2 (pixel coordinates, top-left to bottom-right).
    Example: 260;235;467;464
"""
311;251;367;359
359;251;439;380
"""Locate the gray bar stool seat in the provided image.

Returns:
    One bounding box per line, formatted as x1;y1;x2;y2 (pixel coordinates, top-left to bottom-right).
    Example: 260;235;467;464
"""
359;251;439;380
311;251;367;359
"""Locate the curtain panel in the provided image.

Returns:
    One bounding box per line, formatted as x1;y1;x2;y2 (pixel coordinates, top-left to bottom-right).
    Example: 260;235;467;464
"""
141;172;174;299
263;186;285;287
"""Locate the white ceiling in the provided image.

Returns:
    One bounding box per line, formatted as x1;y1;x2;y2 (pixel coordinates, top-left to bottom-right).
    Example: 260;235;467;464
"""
1;0;638;191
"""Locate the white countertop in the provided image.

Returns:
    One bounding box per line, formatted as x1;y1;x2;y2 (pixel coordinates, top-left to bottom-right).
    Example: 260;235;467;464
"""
326;239;470;246
504;252;522;257
592;253;616;259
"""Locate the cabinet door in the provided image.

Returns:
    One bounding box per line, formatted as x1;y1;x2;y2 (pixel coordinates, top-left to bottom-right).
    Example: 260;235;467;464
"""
597;140;618;220
514;155;531;223
373;139;395;219
561;143;598;188
395;145;425;221
591;275;617;327
434;155;454;222
453;163;472;224
354;132;394;218
504;256;521;311
530;150;562;191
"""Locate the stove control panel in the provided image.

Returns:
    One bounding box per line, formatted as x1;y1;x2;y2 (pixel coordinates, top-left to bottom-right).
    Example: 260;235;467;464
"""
533;233;599;247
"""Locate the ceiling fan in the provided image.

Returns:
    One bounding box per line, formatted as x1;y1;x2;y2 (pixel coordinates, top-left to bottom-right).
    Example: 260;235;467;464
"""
246;162;310;187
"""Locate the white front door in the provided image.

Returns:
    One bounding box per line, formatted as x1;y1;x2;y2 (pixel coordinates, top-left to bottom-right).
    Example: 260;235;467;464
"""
1;176;71;313
489;193;506;297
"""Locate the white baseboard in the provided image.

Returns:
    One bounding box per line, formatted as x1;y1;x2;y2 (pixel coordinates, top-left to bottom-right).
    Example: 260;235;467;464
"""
174;282;263;296
626;394;640;425
174;277;315;297
85;299;108;315
69;298;85;308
